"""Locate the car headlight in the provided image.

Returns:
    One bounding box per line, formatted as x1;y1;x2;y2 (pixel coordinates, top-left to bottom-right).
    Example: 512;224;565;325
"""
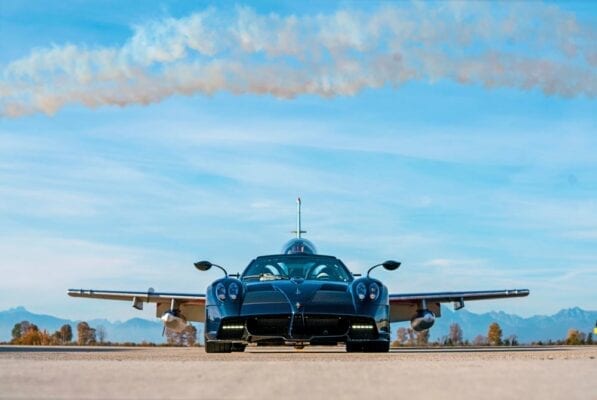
356;282;367;301
228;282;240;300
369;282;380;301
215;282;227;301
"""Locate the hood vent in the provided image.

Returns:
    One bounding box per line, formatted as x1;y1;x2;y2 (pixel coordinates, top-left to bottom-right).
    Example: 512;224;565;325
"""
246;283;275;292
319;283;348;292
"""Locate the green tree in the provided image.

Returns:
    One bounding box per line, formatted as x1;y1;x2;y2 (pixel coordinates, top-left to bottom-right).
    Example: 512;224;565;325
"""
11;321;32;342
50;331;62;345
59;324;72;343
52;324;73;345
77;322;96;345
487;322;503;346
11;322;23;341
586;332;593;345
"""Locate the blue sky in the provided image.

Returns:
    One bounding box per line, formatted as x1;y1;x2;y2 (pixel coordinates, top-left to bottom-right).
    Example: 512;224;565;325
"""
0;1;595;321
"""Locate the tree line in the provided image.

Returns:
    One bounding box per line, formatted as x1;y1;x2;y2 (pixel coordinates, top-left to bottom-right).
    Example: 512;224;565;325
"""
8;320;199;347
7;319;593;347
391;322;594;347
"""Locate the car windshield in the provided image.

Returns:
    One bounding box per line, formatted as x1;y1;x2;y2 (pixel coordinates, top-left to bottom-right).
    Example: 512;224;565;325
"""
242;255;353;283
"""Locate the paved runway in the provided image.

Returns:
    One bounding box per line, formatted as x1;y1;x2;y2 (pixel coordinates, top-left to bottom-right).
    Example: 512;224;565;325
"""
1;345;595;399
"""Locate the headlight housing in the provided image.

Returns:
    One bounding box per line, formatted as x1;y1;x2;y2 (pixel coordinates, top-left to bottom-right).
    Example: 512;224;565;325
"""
356;282;367;301
228;282;240;300
369;282;380;301
215;282;227;301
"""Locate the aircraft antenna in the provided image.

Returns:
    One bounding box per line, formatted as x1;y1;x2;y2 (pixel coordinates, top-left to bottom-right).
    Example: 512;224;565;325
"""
292;197;307;238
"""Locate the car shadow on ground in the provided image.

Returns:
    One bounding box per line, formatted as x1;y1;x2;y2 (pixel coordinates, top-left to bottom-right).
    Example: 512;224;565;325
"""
247;346;571;354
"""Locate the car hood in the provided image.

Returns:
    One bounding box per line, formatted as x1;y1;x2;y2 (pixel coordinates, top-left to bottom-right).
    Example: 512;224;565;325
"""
240;279;355;315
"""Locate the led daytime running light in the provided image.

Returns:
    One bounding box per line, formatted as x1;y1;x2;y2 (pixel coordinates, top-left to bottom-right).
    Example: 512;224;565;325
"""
351;324;374;329
222;325;245;330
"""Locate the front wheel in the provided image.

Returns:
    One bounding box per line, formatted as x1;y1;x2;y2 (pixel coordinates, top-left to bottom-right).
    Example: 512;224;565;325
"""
205;341;232;353
364;341;390;352
231;343;246;352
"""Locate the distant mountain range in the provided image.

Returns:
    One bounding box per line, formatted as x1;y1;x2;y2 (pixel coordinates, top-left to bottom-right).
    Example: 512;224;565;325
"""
0;307;165;343
1;306;595;344
430;306;596;343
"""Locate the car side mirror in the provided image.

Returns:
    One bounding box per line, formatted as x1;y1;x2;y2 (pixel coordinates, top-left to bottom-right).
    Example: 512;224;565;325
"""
367;260;401;277
194;261;212;271
194;260;228;277
382;260;401;271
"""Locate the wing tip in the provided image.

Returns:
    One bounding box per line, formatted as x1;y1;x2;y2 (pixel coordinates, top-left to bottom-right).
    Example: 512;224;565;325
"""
507;289;530;296
67;288;87;297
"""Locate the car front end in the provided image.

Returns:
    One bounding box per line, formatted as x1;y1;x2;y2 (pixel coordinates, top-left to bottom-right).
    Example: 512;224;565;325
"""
203;254;391;352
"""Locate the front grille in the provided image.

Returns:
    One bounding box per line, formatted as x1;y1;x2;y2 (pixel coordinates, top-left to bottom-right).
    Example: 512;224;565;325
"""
246;314;352;338
247;316;291;337
299;315;349;336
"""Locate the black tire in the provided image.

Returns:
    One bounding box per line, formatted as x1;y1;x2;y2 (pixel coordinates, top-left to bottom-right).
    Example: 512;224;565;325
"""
345;341;364;352
231;343;246;352
363;341;390;353
346;341;390;353
205;341;232;353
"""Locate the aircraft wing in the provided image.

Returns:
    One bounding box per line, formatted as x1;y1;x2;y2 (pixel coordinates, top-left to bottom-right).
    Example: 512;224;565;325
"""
67;289;206;322
389;289;529;323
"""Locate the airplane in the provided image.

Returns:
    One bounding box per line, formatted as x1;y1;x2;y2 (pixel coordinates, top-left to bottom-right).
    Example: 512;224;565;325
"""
68;198;529;352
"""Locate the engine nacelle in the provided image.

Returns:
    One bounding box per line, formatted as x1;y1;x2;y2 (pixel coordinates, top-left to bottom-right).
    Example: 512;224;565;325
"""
410;310;436;331
161;312;187;333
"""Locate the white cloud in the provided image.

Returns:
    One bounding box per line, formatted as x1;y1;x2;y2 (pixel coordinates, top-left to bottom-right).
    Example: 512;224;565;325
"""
1;3;595;117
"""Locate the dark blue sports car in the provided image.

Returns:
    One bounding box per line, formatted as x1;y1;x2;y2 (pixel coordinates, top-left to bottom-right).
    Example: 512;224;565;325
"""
69;199;529;353
198;237;398;352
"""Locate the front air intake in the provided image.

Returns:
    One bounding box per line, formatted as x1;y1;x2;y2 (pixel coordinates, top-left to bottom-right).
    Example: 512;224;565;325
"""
219;318;246;339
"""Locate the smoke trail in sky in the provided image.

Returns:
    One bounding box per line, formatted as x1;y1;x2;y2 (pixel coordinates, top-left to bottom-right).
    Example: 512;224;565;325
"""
1;3;595;117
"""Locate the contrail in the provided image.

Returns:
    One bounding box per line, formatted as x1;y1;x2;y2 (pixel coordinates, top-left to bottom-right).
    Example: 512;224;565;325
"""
1;3;595;117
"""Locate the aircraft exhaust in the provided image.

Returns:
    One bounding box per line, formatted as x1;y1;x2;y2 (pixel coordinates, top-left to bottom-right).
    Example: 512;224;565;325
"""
161;312;188;333
410;310;436;332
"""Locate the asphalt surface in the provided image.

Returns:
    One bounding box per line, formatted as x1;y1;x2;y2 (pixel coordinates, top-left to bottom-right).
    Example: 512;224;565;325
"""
0;345;595;399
